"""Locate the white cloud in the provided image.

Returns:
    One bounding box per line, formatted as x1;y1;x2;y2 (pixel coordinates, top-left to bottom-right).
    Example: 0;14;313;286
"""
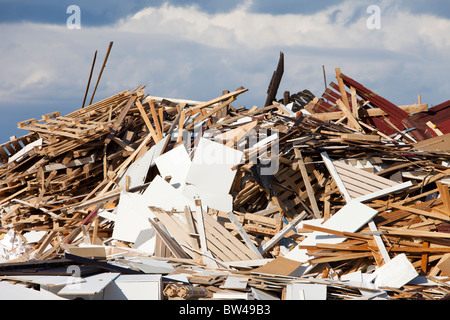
1;0;450;136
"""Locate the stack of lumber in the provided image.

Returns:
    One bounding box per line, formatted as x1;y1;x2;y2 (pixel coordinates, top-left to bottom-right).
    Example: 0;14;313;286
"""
1;56;450;300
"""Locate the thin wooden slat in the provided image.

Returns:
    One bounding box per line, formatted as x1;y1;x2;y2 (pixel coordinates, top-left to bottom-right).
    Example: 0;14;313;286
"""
295;149;321;219
201;209;260;261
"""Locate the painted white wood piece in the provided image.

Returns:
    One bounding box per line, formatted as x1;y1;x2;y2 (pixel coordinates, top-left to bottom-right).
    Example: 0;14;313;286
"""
182;184;232;212
103;274;162;300
340;271;386;296
285;283;327;300
251;287;280;300
154;144;191;188
1;275;84;288
143;175;195;211
213;292;253;300
353;182;412;203
227;259;272;269
285;201;378;263
124;256;175;274
221;276;249;290
186;138;243;195
373;253;418;289
368;220;391;263
22;230;47;243
0;281;66;300
321;152;352;202
8;138;42;163
321;151;412;204
58;272;120;296
118;135;169;190
112;191;156;247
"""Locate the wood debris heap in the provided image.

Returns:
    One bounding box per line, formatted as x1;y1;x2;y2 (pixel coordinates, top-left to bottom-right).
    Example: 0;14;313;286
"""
1;54;450;300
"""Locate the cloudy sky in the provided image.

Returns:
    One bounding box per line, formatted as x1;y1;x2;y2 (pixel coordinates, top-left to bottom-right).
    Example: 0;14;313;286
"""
1;0;450;142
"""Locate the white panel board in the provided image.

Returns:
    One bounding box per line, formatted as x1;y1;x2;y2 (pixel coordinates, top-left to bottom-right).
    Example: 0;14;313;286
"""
221;276;249;290
186;138;243;195
373;253;419;289
118;135;169;189
182;184;233;212
285;283;327;300
0;281;67;300
103;275;162;300
58;272;120;296
1;275;84;287
143;175;195;211
285;201;378;263
112;191;156;246
154;144;191;188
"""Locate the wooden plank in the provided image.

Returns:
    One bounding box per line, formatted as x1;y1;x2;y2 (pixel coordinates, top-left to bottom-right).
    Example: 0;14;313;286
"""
194;199;209;258
375;200;450;221
308;252;373;264
188;87;248;114
259;211;307;255
136;99;159;143
183;206;200;256
310;104;429;121
244;212;277;227
379;226;450;239
265;52;284;107
337;99;363;132
148;100;163;141
185;96;234;130
148;218;191;259
151;208;192;249
295;149;321;219
302;223;373;241
321;152;352;202
350;86;358;118
201;208;260;261
437;182;450;215
103;95;137;144
176;109;186;144
339;133;380;142
228;212;263;259
335;68;350;110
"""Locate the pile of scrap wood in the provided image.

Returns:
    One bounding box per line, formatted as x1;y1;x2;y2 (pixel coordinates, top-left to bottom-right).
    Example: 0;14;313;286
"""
1;60;450;300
